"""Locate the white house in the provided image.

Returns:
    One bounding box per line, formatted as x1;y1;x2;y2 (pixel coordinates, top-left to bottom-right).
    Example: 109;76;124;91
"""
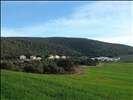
91;56;120;62
112;58;120;62
36;57;42;60
48;55;54;59
20;55;26;60
99;57;109;61
106;58;113;61
91;57;108;61
54;55;60;59
61;56;66;59
30;56;36;60
91;58;96;60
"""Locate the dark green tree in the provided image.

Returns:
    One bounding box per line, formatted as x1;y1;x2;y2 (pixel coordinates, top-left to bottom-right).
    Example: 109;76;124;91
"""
57;59;75;71
1;62;14;70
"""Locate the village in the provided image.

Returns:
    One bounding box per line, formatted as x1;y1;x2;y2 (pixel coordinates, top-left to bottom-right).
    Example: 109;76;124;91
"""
19;55;120;62
19;55;67;61
91;56;120;62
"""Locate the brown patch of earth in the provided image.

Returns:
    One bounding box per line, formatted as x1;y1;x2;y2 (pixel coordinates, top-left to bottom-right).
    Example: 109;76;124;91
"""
67;67;84;76
65;63;103;76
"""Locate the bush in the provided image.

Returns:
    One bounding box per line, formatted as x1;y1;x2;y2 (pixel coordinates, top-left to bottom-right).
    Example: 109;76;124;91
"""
24;64;43;74
80;59;97;66
1;62;14;70
43;64;58;74
23;65;34;73
57;59;75;71
57;67;65;74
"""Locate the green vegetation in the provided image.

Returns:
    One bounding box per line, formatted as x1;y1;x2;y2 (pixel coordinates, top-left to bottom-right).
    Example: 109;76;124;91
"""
1;62;14;70
120;54;133;62
1;37;133;60
1;63;133;100
1;58;98;74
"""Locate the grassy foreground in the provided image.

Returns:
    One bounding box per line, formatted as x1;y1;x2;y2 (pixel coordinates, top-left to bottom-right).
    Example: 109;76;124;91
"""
1;63;133;100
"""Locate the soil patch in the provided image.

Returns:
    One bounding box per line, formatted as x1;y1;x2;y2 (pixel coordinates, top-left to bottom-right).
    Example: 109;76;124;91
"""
65;63;103;76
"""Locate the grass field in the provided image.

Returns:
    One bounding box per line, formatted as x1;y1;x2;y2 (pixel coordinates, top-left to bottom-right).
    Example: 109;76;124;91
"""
1;63;133;100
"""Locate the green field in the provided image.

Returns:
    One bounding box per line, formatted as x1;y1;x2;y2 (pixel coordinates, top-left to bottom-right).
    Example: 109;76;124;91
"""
1;63;133;100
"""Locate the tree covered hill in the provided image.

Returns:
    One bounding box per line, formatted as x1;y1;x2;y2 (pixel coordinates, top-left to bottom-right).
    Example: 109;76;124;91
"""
46;37;133;57
1;37;133;59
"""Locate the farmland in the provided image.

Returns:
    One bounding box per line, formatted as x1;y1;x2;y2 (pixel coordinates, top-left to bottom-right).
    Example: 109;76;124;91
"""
1;63;133;100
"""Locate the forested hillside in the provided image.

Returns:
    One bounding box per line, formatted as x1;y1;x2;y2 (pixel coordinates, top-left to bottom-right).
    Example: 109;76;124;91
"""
1;37;133;59
46;37;133;57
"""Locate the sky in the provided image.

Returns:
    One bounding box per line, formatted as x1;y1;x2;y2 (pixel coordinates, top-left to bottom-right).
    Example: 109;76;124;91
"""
1;1;133;46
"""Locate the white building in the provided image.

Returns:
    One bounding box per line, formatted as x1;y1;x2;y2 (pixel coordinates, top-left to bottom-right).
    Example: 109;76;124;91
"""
48;55;54;59
106;58;113;61
99;57;109;61
112;58;120;62
20;55;26;60
91;56;120;62
30;56;36;60
54;55;60;59
36;57;42;60
61;56;66;59
92;57;109;61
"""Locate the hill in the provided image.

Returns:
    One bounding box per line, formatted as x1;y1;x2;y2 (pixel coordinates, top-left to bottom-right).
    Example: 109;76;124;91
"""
1;37;133;59
46;37;133;57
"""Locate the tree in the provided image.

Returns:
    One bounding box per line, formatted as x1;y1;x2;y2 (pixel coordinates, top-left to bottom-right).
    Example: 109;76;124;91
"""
95;58;100;65
79;59;97;66
57;59;75;71
1;62;14;70
23;63;44;74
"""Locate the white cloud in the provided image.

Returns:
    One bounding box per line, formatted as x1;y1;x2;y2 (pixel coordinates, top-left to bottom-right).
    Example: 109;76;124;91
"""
1;28;25;37
90;35;133;46
1;1;132;46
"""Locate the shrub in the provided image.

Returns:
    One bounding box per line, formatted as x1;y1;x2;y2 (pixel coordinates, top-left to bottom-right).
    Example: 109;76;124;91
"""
80;59;97;66
23;65;34;73
1;62;14;70
57;59;75;71
24;64;44;74
57;67;65;74
43;64;58;74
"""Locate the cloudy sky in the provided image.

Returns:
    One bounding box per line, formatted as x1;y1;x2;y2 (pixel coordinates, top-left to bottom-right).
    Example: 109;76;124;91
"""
1;1;133;46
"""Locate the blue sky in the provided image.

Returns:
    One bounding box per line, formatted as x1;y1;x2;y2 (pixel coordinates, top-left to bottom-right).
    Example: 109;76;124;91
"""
1;1;133;46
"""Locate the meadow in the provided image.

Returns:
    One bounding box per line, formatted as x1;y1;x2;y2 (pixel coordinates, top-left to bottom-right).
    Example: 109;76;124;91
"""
1;63;133;100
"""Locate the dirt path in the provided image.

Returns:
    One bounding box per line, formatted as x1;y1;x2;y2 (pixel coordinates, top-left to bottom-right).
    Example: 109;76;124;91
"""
68;67;84;76
66;63;103;76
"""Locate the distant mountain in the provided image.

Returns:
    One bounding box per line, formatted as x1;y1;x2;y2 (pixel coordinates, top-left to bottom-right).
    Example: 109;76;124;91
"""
1;37;133;59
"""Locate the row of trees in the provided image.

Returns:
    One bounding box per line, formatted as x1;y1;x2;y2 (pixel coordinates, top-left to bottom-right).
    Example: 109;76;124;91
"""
1;59;75;74
1;58;99;74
